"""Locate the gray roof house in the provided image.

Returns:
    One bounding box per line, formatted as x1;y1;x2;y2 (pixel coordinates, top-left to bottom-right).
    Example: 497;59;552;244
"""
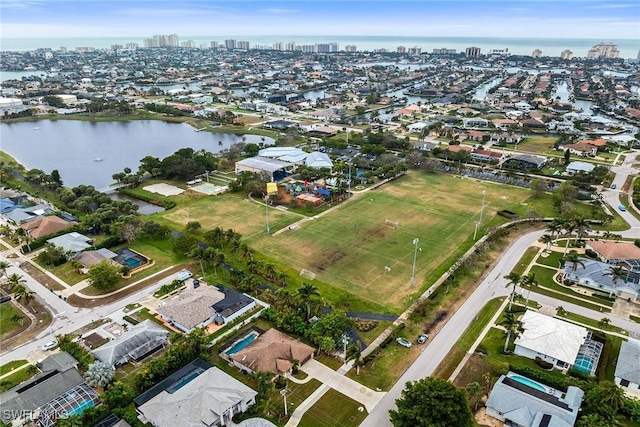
486;372;584;427
92;319;169;368
136;360;257;427
3;204;53;224
0;352;99;426
566;161;596;175
47;232;93;254
615;340;640;393
564;258;639;301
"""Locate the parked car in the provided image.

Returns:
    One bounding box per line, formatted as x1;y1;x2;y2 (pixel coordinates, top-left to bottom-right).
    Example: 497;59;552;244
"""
0;295;11;304
417;334;429;344
42;339;58;351
619;204;627;211
174;269;193;282
610;184;617;189
396;337;412;348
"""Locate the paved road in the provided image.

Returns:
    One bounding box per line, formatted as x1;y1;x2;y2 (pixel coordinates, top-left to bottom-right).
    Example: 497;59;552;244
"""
603;150;640;238
0;255;176;365
361;230;546;427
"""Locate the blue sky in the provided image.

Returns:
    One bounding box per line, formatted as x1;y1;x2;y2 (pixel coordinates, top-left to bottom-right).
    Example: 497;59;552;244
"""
1;0;638;39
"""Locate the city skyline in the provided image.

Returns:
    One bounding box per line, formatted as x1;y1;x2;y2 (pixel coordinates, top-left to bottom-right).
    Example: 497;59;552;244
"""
1;0;639;40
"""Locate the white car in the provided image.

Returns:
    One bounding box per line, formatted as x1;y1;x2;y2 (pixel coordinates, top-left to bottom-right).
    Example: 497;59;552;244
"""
396;337;412;348
42;339;58;351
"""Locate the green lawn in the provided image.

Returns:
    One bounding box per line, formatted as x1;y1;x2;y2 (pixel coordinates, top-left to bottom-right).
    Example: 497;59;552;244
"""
299;389;368;427
535;250;564;268
516;136;561;154
0;360;28;376
250;173;532;311
511;247;539;276
36;260;85;285
433;297;506;379
528;266;614;308
0;365;37;393
0;304;26;337
559;311;628;335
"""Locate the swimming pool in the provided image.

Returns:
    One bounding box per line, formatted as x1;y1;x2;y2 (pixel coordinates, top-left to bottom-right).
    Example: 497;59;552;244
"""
509;375;547;393
166;367;206;393
573;355;594;374
225;332;259;355
64;398;95;417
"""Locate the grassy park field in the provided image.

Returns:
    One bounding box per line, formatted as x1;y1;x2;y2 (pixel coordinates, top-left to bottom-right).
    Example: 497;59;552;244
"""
246;173;532;310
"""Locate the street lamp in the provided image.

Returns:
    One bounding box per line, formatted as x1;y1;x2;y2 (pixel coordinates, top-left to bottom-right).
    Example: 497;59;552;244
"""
410;238;419;287
473;190;487;240
342;334;349;362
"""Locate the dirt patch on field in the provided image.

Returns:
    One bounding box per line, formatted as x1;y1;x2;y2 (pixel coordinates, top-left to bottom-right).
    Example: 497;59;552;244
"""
0;300;52;350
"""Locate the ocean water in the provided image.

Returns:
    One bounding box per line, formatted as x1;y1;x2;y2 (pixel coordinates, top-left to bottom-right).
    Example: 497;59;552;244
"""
1;35;638;58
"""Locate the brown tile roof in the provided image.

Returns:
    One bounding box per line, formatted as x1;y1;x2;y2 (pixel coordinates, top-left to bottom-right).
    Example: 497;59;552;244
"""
445;144;472;153
230;329;315;373
20;216;73;239
587;241;640;261
578;138;607;147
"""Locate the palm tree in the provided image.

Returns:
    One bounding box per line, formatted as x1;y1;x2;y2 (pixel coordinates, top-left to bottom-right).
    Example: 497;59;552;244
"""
562;219;577;255
297;283;320;320
598;381;626;419
10;313;23;325
503;272;521;310
546;220;563;242
0;260;10;280
556;306;568;317
520;272;538;306
597;317;611;330
604;265;628;286
6;273;26;292
84;361;115;388
573;217;590;245
540;234;554;252
189;247;207;278
500;311;523;353
466;382;484;411
13;285;35;307
346;344;362;375
69;259;83;274
563;250;585;272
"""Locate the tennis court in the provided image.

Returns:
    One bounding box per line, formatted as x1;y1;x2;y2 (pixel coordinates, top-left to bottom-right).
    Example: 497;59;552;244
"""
192;182;228;195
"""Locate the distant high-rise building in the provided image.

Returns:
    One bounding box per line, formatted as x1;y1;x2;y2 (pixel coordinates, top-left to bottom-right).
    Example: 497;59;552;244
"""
408;46;421;55
560;49;573;60
532;49;542;58
181;40;195;48
210;41;219;49
465;46;481;57
397;46;406;53
488;48;509;56
59;46;67;53
432;47;456;55
637;48;640;60
285;41;296;51
373;48;388;53
236;41;250;50
273;42;283;51
111;44;123;50
225;39;237;50
125;43;138;49
587;43;619;59
316;43;338;53
144;34;179;48
344;45;357;52
300;44;315;53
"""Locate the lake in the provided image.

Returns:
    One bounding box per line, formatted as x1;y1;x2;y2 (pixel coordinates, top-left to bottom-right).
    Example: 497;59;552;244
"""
0;120;274;189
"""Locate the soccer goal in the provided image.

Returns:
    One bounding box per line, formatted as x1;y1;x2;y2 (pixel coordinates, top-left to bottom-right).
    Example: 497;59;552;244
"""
385;219;399;229
299;269;316;280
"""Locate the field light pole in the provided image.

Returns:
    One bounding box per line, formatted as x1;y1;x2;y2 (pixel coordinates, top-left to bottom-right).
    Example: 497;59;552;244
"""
264;195;270;236
473;190;487;240
281;389;289;416
348;162;352;198
410;238;419;288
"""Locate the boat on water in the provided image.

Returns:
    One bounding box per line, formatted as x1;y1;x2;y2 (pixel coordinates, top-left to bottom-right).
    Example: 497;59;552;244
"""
94;158;103;162
32;127;40;130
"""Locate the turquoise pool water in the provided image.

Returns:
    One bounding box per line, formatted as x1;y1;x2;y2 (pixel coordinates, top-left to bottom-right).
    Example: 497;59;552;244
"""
225;333;258;355
574;355;594;374
167;367;206;393
510;375;547;392
65;399;95;417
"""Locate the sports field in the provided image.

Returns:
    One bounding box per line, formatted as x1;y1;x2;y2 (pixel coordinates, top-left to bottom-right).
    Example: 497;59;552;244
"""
162;193;299;240
250;173;532;310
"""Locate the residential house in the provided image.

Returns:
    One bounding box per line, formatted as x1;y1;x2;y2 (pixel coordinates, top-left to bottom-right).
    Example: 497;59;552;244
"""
73;248;121;270
0;352;100;427
461;117;488;128
520;118;547;129
46;232;93;255
564;258;639;301
615;340;640;393
156;284;256;332
229;328;315;374
470;148;505;163
460;130;487;142
560;142;597;157
92;320;169;368
503;154;546;170
586;240;640;273
514;311;589;372
20;215;75;239
135;359;257;427
486;372;584;427
565;161;596;175
3;204;54;225
492;118;517;131
305;152;333;170
490;132;523;144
